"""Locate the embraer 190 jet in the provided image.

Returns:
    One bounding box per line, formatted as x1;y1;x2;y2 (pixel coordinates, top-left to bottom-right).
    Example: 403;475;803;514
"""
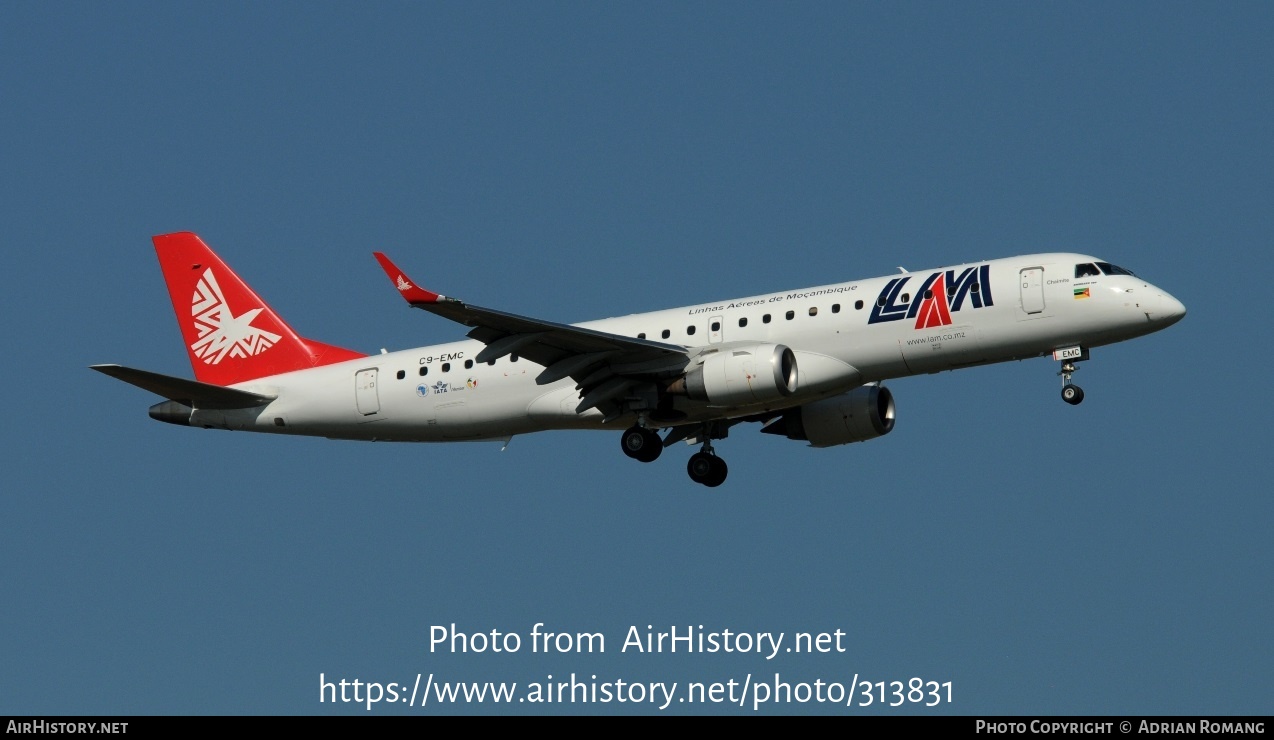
94;233;1185;486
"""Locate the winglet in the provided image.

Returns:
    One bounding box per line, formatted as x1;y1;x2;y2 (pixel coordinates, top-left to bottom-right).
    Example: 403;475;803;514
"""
373;252;442;304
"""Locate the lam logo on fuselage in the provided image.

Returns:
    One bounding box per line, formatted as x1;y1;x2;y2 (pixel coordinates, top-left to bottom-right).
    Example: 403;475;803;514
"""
868;265;994;329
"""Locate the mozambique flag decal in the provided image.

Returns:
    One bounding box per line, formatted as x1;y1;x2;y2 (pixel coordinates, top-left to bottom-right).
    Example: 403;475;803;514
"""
1074;287;1091;300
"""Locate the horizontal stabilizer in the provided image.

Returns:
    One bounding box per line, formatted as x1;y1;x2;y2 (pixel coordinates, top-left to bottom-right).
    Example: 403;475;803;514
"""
90;364;276;409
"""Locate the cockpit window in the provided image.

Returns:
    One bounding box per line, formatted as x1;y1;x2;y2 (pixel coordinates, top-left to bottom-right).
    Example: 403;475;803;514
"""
1075;263;1101;278
1095;262;1136;277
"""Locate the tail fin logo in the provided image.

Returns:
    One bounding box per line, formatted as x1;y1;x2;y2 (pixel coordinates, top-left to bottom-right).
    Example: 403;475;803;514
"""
190;268;282;364
395;275;413;292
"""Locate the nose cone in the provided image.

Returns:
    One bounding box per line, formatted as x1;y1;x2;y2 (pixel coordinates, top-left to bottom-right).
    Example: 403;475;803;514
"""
1150;292;1187;327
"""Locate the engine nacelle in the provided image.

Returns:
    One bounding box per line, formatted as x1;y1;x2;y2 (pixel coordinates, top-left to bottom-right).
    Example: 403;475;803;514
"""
673;343;798;407
149;400;193;426
762;384;896;448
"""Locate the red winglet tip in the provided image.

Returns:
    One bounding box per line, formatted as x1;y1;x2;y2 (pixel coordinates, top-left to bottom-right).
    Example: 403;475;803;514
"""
373;252;440;304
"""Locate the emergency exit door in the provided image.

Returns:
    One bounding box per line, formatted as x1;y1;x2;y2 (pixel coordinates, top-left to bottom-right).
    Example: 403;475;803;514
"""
355;368;380;415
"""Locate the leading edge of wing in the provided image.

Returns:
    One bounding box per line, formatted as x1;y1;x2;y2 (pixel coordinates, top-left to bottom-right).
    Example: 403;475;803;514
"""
372;252;688;364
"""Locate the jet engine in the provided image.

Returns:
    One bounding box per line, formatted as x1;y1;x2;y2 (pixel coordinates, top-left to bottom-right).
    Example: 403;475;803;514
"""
761;384;895;447
149;400;194;426
668;343;798;407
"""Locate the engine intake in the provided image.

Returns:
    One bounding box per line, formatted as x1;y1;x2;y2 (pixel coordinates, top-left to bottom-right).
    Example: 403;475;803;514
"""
762;384;895;447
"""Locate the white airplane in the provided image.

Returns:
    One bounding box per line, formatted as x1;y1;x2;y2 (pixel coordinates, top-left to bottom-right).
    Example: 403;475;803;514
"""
93;232;1186;487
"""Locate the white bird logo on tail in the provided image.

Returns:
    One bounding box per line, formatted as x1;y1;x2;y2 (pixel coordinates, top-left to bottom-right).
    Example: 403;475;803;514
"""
189;268;282;364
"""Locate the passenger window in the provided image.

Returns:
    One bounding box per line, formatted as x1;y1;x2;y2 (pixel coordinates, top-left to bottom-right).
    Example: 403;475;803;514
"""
808;307;817;316
924;289;933;300
876;295;887;307
901;293;910;303
396;370;405;380
785;310;795;320
763;314;772;324
419;366;428;376
687;325;696;335
971;282;980;293
1075;263;1101;278
855;300;864;310
638;333;646;339
510;354;519;362
711;321;720;331
661;329;670;339
464;360;473;369
832;304;840;314
738;317;748;328
487;360;495;366
442;363;450;372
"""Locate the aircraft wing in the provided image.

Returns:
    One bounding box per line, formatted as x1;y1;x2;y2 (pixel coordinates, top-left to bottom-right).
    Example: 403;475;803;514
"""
374;253;694;416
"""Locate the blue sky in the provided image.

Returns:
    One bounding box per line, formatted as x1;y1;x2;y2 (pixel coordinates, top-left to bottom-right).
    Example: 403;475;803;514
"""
2;2;1271;715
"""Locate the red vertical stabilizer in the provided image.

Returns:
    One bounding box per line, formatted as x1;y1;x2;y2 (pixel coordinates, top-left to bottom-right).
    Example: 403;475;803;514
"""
152;232;366;386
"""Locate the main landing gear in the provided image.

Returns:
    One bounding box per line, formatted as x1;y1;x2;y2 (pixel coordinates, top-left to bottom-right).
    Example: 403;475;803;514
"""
687;445;728;488
620;425;662;463
620;422;729;487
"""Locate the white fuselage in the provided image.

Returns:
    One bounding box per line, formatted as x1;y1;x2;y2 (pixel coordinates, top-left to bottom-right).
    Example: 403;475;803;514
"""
195;253;1183;442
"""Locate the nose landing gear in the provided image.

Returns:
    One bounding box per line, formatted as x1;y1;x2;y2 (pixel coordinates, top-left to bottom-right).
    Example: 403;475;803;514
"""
1060;377;1085;405
1055;347;1089;405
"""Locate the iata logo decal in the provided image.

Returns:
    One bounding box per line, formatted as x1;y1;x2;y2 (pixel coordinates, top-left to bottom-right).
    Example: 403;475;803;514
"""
190;268;282;364
868;265;994;328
